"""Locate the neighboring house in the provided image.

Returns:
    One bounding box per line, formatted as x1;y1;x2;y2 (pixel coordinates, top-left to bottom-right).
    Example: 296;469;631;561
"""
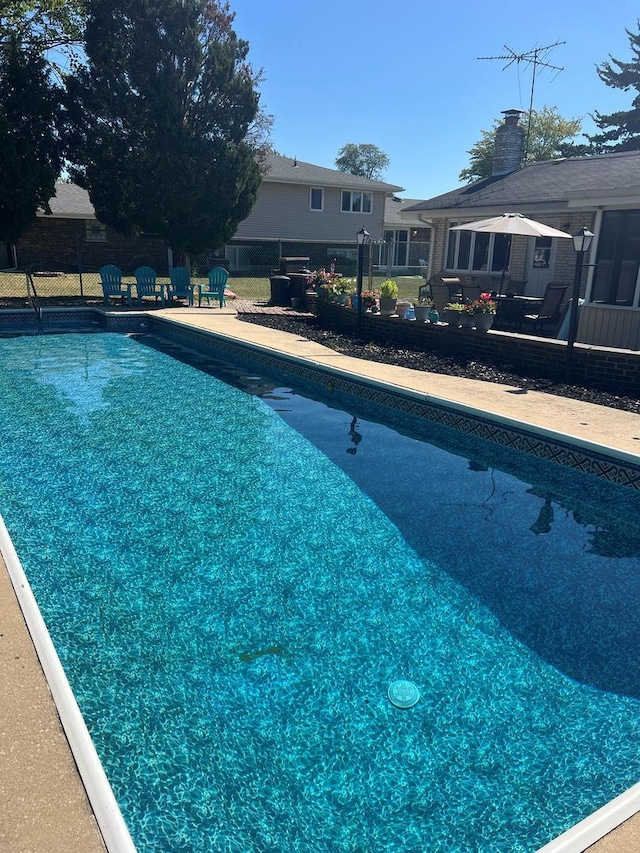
404;109;640;350
376;196;430;275
226;153;403;273
8;153;403;275
8;183;168;274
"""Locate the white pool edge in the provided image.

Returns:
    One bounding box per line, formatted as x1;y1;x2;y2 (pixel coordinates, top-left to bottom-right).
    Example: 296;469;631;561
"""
0;515;137;853
536;781;640;852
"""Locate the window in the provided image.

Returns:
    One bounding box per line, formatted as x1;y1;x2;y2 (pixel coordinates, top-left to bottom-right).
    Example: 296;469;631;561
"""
341;190;372;213
591;210;640;306
310;187;323;211
328;246;357;261
533;237;552;269
85;220;107;242
381;229;409;266
446;223;509;274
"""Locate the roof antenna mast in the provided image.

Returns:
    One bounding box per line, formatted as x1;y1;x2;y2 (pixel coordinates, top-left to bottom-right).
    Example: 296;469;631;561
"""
477;41;565;161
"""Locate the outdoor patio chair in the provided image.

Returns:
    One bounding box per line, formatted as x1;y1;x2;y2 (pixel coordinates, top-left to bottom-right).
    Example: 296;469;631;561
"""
430;282;453;313
134;266;165;307
417;281;431;302
504;279;527;297
198;267;229;307
520;283;568;334
167;266;193;305
99;264;132;307
461;283;482;305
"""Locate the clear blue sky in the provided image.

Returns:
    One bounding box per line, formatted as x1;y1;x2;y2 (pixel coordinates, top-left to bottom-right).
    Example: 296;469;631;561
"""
230;0;640;200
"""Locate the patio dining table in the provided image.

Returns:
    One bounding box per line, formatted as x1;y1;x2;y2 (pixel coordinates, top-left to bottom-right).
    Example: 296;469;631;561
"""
495;294;544;331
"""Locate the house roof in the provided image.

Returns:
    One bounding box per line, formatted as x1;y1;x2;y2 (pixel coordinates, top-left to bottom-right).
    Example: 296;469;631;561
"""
384;196;430;228
404;150;640;216
45;182;96;218
264;152;403;192
43;153;404;219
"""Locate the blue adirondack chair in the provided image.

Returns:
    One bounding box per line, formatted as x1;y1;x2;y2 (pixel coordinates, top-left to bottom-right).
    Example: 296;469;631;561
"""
167;266;193;306
198;267;229;307
99;265;132;307
134;266;165;307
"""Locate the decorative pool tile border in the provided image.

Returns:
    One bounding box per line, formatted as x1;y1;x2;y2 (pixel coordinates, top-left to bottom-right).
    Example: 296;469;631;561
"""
153;319;640;491
0;309;150;335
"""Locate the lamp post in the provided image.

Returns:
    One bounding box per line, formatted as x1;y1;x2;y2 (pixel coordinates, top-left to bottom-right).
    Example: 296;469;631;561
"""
565;226;594;378
356;227;370;332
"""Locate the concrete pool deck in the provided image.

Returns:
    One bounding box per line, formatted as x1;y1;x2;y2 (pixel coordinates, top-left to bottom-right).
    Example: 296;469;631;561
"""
1;305;639;852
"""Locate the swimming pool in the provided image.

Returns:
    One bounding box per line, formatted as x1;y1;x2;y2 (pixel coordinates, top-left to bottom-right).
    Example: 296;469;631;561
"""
1;331;639;852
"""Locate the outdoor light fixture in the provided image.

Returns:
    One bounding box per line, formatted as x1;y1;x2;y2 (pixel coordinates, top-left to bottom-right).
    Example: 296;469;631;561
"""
356;228;371;331
572;226;594;255
566;226;594;376
356;227;370;246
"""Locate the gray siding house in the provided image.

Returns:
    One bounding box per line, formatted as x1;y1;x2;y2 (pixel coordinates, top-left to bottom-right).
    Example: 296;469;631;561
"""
404;111;640;350
10;153;402;275
234;153;402;243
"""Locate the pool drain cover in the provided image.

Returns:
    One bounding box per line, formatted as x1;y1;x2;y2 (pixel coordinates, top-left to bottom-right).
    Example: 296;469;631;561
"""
388;680;420;708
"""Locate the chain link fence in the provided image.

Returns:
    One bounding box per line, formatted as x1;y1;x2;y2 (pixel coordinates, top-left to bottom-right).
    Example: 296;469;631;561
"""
0;240;430;305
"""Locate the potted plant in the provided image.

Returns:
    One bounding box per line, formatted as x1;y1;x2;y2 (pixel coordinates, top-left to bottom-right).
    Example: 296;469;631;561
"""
360;289;379;311
379;279;398;315
413;295;433;323
442;301;466;327
331;276;354;305
460;302;475;329
306;268;340;300
471;292;497;331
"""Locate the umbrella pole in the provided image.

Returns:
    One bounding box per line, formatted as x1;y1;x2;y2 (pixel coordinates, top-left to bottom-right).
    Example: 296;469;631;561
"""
498;235;512;296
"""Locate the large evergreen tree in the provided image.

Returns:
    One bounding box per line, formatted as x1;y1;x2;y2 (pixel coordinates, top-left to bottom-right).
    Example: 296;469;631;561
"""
459;107;582;183
0;35;63;245
65;0;266;257
588;22;640;152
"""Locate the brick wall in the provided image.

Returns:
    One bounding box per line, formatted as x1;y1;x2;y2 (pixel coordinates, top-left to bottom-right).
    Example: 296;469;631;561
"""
317;300;640;396
15;217;168;274
431;211;597;299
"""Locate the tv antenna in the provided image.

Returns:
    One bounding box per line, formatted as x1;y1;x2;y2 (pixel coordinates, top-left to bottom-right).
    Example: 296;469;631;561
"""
478;41;565;160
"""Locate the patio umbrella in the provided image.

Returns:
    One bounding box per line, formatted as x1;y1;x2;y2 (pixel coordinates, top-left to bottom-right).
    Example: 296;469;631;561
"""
450;213;572;294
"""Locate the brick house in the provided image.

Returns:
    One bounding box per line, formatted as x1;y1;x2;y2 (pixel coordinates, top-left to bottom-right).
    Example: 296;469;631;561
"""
403;110;640;350
9;184;169;275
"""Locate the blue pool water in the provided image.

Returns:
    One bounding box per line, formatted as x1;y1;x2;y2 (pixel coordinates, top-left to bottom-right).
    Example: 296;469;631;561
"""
0;332;639;852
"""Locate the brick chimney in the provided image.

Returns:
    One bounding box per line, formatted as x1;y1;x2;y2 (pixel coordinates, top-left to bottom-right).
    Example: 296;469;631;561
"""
492;109;525;176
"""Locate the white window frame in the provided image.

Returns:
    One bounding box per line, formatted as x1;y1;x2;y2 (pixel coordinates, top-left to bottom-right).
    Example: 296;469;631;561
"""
309;187;324;211
341;190;372;214
445;222;506;274
85;220;107;242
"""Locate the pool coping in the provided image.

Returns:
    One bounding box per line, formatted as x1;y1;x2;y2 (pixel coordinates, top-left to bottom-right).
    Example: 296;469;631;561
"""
0;517;136;853
150;314;640;489
1;308;639;851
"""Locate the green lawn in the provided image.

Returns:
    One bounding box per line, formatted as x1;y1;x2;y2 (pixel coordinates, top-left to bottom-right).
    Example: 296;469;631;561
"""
0;271;424;304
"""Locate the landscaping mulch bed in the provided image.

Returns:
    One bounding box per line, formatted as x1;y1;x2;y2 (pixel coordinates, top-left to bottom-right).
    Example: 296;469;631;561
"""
239;314;640;416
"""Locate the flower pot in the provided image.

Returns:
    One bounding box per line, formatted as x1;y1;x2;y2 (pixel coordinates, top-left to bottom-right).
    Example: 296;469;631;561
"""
395;301;413;319
442;309;461;327
460;313;475;329
380;297;397;315
474;313;495;332
414;305;431;322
